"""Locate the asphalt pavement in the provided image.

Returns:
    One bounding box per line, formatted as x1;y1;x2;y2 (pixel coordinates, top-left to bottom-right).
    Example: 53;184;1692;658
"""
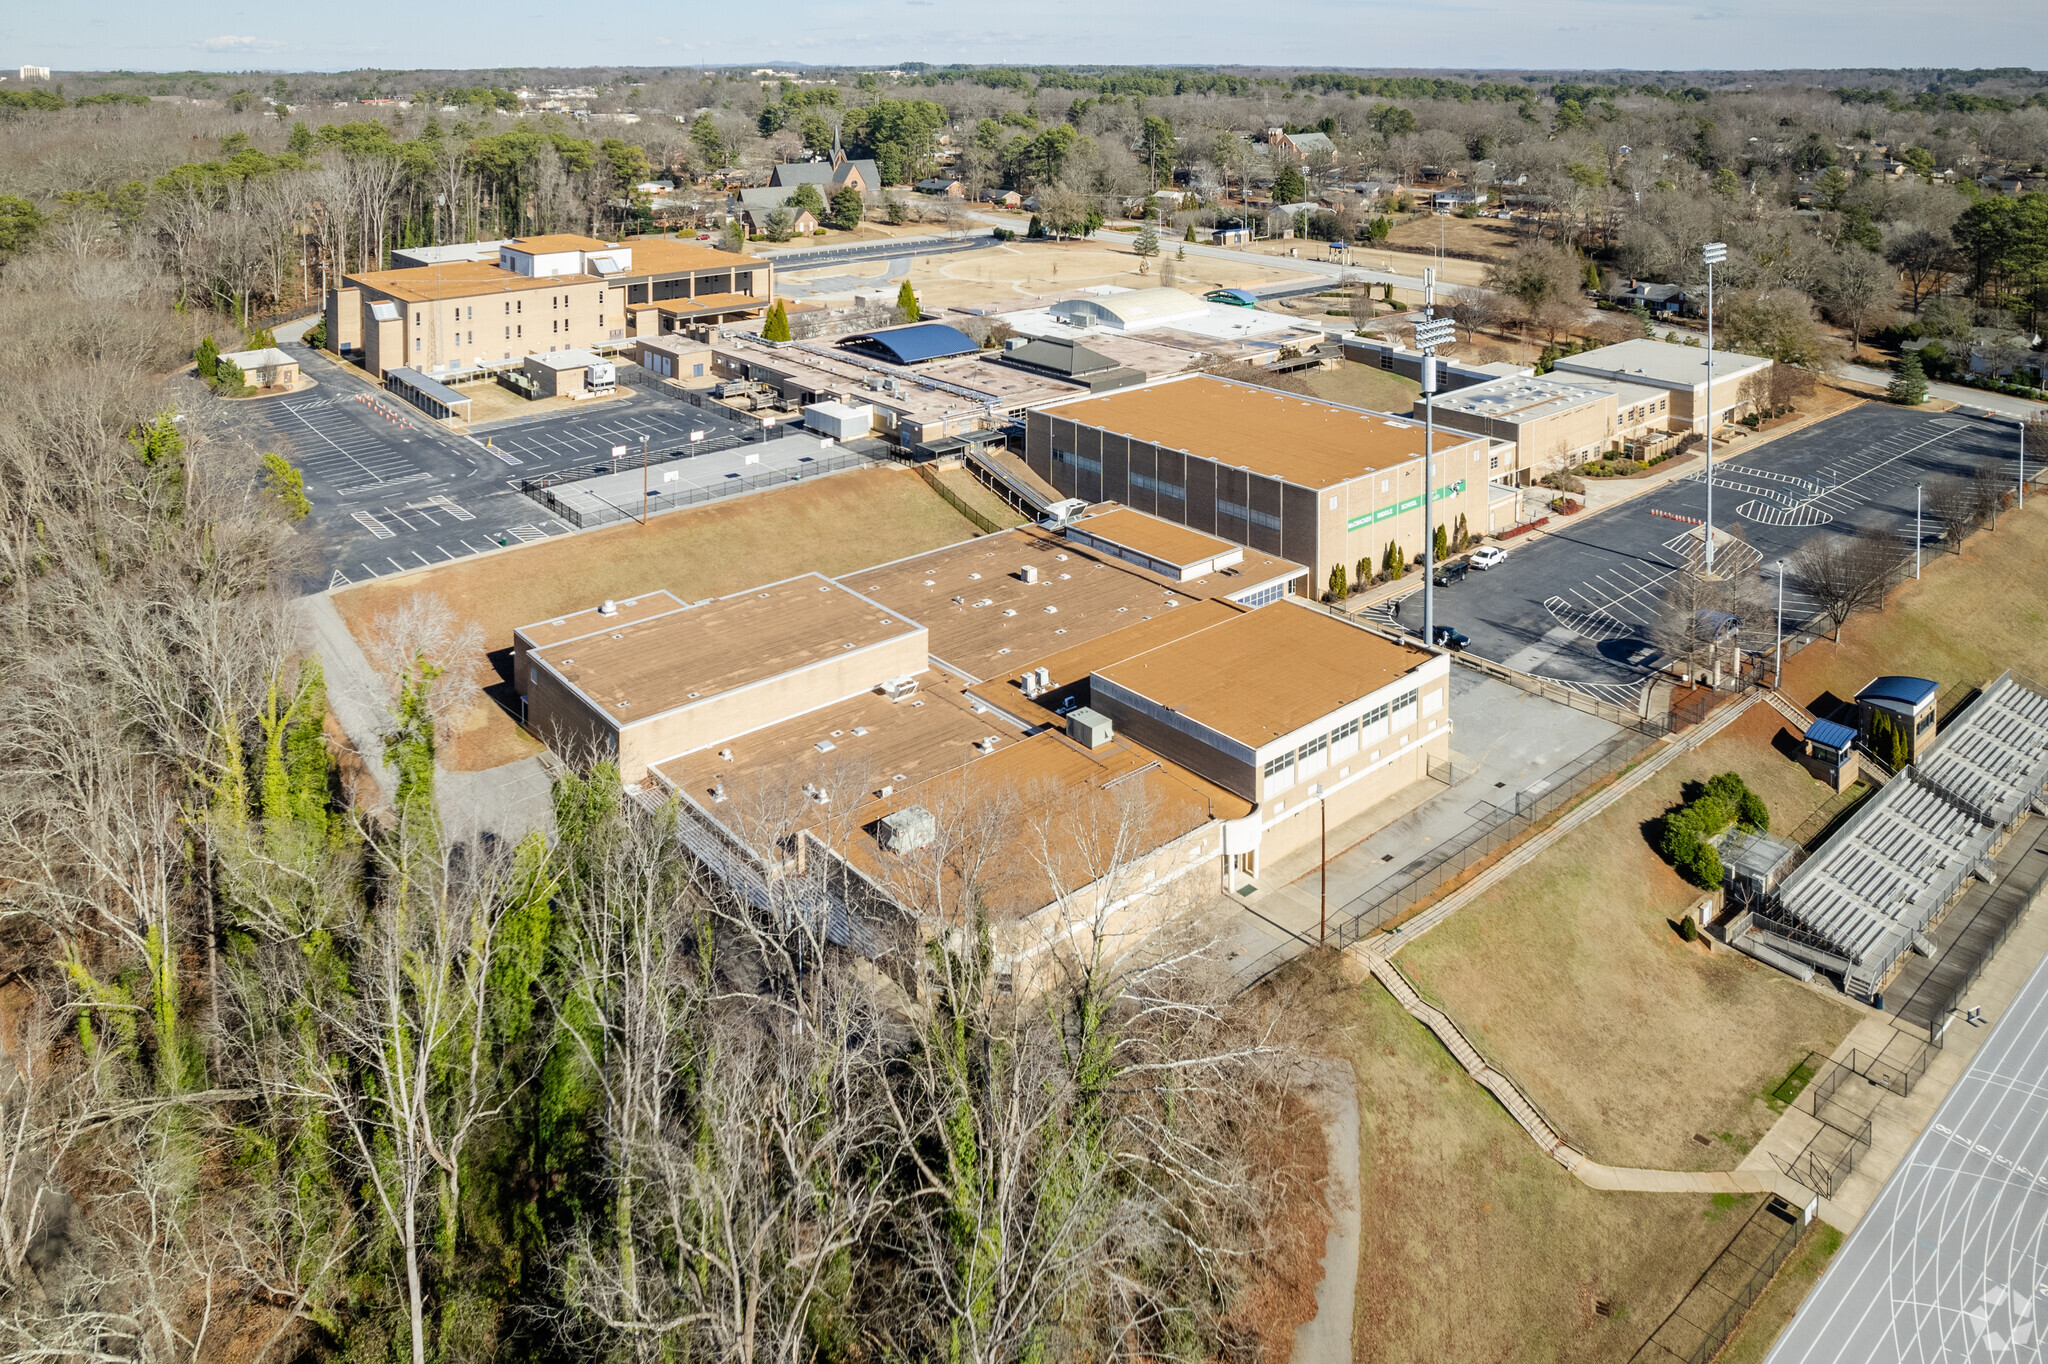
1378;405;2026;702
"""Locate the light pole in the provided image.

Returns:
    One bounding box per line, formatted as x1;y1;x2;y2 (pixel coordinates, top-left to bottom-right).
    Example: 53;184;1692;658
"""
1916;482;1923;579
1413;273;1456;648
1775;559;1785;687
1701;241;1727;573
2021;418;2029;510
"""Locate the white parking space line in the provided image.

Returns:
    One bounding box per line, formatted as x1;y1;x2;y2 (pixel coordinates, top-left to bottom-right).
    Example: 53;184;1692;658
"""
352;510;394;539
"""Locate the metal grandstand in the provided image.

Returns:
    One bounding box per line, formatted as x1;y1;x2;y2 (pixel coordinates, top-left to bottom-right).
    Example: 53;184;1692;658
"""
1751;672;2048;1001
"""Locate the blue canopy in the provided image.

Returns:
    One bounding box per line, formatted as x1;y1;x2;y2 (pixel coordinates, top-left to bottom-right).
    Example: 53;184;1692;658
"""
1857;675;1938;709
1805;718;1858;751
1206;288;1259;306
840;322;979;365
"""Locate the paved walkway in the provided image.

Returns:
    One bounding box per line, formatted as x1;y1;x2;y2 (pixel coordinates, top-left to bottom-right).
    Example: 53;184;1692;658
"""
1289;1060;1360;1364
1841;361;2045;419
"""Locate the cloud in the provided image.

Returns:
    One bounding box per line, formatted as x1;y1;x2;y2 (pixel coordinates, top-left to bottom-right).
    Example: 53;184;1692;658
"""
198;35;286;52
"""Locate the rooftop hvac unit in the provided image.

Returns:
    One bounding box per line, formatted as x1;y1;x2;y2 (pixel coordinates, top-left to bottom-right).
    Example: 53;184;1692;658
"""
879;676;920;702
1033;666;1050;690
1067;707;1113;750
1004;335;1029;352
878;805;937;854
1019;672;1039;697
1020;565;1039;584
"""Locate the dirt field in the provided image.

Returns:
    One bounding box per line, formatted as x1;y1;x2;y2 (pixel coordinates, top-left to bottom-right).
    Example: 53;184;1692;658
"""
1396;703;1862;1172
1271;959;1753;1364
461;380;622;427
787;237;1318;311
1220;234;1497;289
333;466;994;771
1783;488;2048;714
1303;363;1423;414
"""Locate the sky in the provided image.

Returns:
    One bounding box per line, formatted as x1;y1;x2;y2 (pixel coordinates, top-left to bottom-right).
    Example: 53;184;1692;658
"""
4;0;2041;76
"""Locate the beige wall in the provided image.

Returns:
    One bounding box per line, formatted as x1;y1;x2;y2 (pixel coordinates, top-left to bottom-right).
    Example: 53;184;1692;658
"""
326;286;360;354
355;277;617;378
1319;436;1493;582
528;630;930;784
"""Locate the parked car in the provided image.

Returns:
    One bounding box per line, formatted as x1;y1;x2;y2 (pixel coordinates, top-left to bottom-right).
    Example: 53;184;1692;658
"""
1434;560;1470;587
1432;625;1470;651
1469;545;1507;570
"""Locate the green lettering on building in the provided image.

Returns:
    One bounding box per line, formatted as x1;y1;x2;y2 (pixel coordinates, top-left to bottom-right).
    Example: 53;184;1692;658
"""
1346;480;1466;532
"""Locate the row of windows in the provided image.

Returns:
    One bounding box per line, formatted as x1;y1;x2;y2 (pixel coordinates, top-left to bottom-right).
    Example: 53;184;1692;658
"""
1052;447;1103;474
1130;470;1185;499
1217;498;1283;532
1260;689;1420;792
1234;581;1289;608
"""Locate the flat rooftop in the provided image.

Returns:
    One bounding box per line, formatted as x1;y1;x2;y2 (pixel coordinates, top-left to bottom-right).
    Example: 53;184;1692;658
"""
1552;337;1773;387
1095;600;1435;747
517;590;689;650
1429;373;1615;425
527;573;920;723
1045;375;1478;490
1067;508;1237;569
651;662;1000;833
349;260;600;303
841;527;1288;684
508;234;614;253
966;596;1246;724
623;238;770;275
830;728;1251;922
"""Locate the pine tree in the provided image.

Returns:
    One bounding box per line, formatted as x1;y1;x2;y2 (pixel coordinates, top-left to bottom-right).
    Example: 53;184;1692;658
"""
1434;523;1450;564
1183;224;1196;242
1890;351;1928;406
896;280;920;324
761;300;791;342
195;335;218;379
1133;221;1159;275
1327;563;1348;600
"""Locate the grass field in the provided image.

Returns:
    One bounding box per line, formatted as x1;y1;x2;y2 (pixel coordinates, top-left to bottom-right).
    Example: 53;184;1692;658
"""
334;466;994;771
1711;1220;1845;1364
927;465;1028;529
1274;960;1752;1364
1302;362;1423;414
850;237;1317;311
1783;489;2048;713
1397;702;1862;1172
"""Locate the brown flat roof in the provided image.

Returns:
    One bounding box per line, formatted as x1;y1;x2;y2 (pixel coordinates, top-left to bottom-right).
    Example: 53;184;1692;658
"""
1095;600;1433;747
624;238;770;275
966;597;1244;723
841;529;1210;684
529;574;920;722
515;589;688;649
1068;508;1236;569
651;663;1002;830
350;260;600;303
827;728;1250;922
652;292;764;314
1046;374;1481;490
508;234;613;252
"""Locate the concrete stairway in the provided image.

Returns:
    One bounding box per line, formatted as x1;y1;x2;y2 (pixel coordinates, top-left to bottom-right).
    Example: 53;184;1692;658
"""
1763;688;1817;730
1361;952;1583;1172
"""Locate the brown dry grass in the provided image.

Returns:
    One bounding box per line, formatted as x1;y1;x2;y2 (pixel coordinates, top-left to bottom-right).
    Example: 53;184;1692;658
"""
1397;704;1862;1171
871;238;1316;311
1272;959;1747;1364
1383;212;1525;266
1223;1088;1333;1361
334;466;993;771
1302;362;1423;414
1782;489;2048;713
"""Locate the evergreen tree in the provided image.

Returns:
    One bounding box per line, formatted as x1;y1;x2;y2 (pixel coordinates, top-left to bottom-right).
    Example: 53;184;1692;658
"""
829;184;865;230
1133;221;1159;275
1271;165;1306;205
287;119;315;157
1184;223;1196;242
1433;523;1451;564
194;334;218;379
1890;351;1929;405
896;279;921;324
761;300;791;342
1327;563;1348;600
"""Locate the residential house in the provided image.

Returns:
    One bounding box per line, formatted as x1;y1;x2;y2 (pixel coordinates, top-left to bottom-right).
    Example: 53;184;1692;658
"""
1266;128;1336;160
914;177;965;198
1616;280;1689;313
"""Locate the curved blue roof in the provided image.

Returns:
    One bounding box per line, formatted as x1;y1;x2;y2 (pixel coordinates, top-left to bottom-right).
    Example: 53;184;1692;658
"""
1805;718;1858;750
1857;675;1939;708
840;322;979;365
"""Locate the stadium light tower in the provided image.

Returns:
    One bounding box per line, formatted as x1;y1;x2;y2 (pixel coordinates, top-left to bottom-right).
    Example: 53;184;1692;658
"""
1413;271;1457;648
1701;241;1727;573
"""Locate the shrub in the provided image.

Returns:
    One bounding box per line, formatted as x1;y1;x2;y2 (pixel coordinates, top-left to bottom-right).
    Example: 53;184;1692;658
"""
1679;915;1700;942
1739;790;1770;831
195;335;218;379
303;319;327;349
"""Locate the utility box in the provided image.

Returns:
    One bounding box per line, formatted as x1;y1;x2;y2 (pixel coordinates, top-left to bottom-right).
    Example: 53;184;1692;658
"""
1041;498;1088;529
1067;707;1114;749
803;400;875;440
878;805;937;855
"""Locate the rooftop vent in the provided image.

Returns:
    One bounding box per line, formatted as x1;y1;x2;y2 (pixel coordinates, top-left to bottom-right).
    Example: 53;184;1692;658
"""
879;805;937;854
879;676;920;702
598;599;618;616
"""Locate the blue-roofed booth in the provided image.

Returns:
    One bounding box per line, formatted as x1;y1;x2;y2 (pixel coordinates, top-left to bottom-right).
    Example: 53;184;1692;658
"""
1856;675;1939;768
1800;717;1862;791
839;323;980;366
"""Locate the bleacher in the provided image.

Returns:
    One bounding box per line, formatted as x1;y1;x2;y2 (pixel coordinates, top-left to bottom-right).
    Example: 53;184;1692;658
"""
1761;672;2048;1000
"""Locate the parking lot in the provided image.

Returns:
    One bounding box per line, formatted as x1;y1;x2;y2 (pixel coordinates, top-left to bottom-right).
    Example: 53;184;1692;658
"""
471;386;756;472
1381;405;2025;701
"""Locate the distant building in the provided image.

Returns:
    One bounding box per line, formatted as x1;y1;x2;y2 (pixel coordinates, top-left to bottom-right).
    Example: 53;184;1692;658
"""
1616;280;1689;314
769;150;881;196
1549;338;1775;434
914;177;965;198
18;65;51;81
1266;128;1335;159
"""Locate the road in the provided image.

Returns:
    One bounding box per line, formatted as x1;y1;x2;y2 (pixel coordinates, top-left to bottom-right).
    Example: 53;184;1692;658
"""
1842;361;2046;420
